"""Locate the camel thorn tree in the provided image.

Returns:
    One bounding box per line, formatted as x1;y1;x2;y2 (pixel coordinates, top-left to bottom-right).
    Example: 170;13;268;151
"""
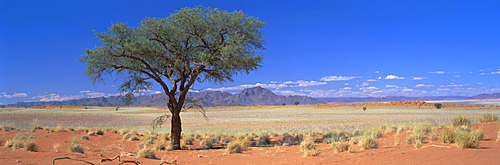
79;6;265;150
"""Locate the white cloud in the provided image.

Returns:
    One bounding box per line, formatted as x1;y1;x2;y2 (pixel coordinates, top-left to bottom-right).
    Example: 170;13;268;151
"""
415;84;434;87
343;87;352;90
359;86;379;91
490;71;500;75
454;75;461;77
206;83;287;91
367;79;377;82
375;71;380;73
386;85;398;88
380;75;405;80
1;93;28;98
356;82;369;87
429;71;446;74
79;90;90;93
283;80;327;87
31;94;82;102
402;89;414;92
320;76;361;81
413;77;427;80
440;83;469;87
273;90;307;96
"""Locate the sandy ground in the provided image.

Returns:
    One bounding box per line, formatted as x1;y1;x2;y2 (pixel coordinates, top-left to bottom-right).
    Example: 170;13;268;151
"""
0;122;498;165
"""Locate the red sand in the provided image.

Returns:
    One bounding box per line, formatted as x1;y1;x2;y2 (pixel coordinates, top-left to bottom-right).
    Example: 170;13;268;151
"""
0;122;498;165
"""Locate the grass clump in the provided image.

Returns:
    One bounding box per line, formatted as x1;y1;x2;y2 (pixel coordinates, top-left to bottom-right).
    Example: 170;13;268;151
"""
497;127;500;142
137;148;156;159
4;133;38;152
68;142;84;153
224;141;243;154
455;130;481;149
330;140;352;153
479;113;498;123
358;137;377;150
440;128;456;144
452;116;471;127
406;131;426;148
300;136;320;157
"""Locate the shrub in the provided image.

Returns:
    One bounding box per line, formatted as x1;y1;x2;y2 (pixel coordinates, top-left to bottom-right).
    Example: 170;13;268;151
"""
6;133;38;152
24;141;38;152
82;136;90;140
455;131;480;149
405;131;426;148
471;128;485;140
184;137;194;145
300;137;320;157
282;135;297;145
358;137;377;150
199;138;214;149
434;103;442;109
452;116;471;127
479;113;498;123
137;148;156;159
440;128;456;144
331;141;351;153
256;135;270;146
68;142;84;153
224;141;243;154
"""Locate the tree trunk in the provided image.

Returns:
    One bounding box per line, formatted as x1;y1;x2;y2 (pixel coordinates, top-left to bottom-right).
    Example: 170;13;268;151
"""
170;109;182;150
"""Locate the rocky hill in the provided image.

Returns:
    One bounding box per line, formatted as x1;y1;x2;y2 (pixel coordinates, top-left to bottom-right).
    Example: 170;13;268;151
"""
466;93;500;99
7;87;323;107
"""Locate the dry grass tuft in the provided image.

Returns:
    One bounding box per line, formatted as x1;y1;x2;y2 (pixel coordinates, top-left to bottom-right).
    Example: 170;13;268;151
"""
53;143;61;152
497;127;500;142
224;141;243;154
452;116;471;127
358;137;377;150
330;140;351;153
4;133;38;152
137;148;156;159
300;136;320;157
440;128;456;144
405;131;426;148
455;130;481;149
479;113;498;123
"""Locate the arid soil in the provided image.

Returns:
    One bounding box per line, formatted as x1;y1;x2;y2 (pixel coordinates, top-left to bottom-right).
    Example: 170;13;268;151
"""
0;122;498;165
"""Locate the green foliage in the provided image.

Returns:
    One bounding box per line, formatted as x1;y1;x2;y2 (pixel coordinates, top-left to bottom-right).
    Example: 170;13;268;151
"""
434;103;442;109
479;113;498;123
440;128;456;144
80;6;266;150
452;116;471;127
294;101;300;105
80;6;265;97
455;130;481;149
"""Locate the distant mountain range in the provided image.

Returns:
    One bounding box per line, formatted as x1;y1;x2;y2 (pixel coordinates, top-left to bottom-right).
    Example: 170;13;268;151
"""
7;86;322;107
7;87;500;107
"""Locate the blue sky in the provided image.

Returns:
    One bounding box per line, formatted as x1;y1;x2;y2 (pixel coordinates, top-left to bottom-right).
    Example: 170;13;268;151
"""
1;0;500;105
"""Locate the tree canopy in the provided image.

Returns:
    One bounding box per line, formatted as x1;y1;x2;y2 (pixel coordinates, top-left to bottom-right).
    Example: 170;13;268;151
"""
79;6;265;149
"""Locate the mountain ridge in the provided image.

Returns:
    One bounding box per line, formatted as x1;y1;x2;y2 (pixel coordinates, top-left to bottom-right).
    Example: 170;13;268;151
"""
7;87;323;107
7;89;500;107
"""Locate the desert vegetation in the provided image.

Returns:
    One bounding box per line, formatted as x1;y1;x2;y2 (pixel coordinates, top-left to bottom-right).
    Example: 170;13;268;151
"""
0;104;499;164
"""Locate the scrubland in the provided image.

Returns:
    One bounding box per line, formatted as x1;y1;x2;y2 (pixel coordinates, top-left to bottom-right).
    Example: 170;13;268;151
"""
0;101;499;164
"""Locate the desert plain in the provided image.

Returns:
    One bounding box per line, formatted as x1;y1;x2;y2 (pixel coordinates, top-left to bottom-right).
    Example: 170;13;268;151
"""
0;101;499;165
